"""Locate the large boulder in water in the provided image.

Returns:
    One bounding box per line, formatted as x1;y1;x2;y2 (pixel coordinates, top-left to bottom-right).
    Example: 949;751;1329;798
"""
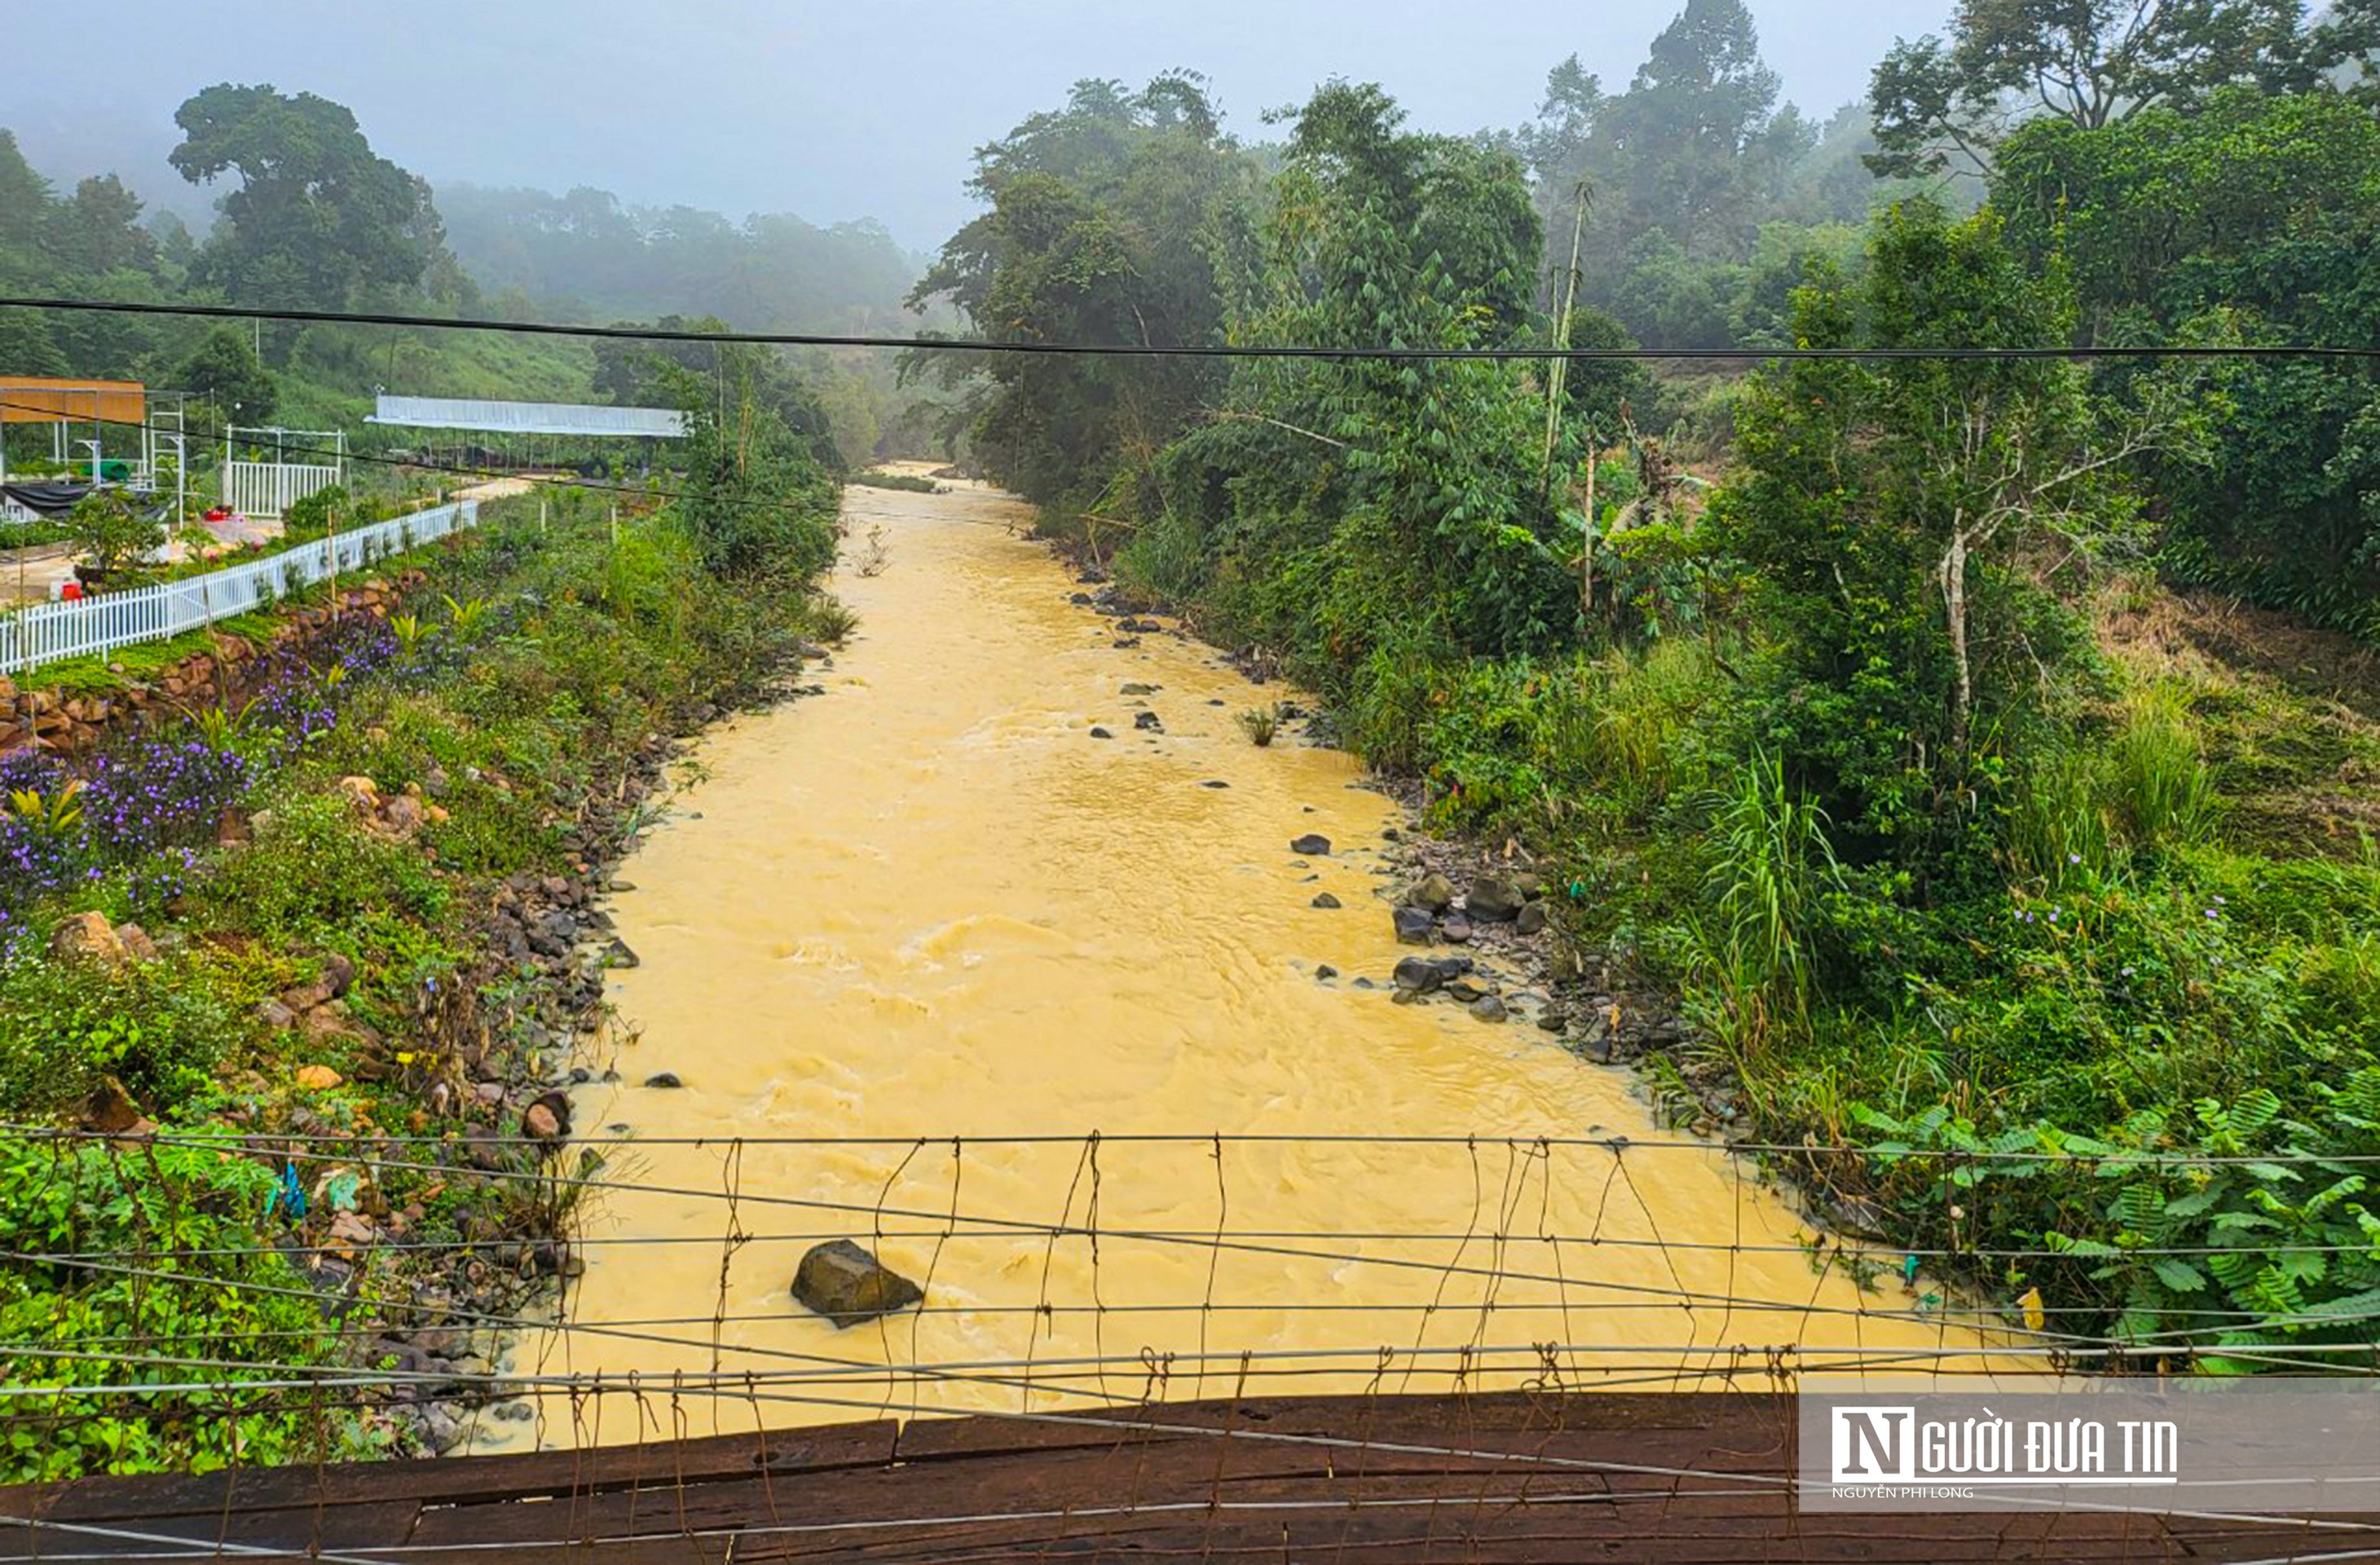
792;1241;923;1328
1392;955;1472;994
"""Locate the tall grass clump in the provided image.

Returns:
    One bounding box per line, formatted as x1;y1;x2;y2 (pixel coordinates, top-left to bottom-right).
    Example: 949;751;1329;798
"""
2108;684;2218;849
1116;506;1211;609
1590;637;1716;800
2008;741;2117;887
1340;630;1452;775
1691;751;1844;1056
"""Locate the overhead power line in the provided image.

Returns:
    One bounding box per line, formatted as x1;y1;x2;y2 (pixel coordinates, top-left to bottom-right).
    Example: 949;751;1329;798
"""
1;293;2373;362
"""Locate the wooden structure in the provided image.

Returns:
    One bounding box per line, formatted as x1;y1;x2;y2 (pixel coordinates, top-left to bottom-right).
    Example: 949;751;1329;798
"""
2;1392;2374;1562
0;377;146;430
0;378;190;515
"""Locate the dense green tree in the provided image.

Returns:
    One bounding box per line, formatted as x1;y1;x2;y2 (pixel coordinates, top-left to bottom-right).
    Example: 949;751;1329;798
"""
1711;201;2193;872
0;310;69;378
1148;82;1570;666
1562;306;1664;434
170;83;445;308
906;73;1251;509
51;176;156;276
174;324;278;423
1593;0;1814;257
1603;230;1739;348
1519;1;1868;348
1728;220;1862;347
0;133;55;258
657;341;838;580
1868;0;2371;179
1994;87;2380;632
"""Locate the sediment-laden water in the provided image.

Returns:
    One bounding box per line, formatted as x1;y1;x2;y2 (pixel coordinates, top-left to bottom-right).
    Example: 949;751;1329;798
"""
484;474;1985;1449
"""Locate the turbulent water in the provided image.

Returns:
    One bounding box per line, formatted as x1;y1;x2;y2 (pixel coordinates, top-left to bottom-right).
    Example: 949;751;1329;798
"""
484;475;1983;1450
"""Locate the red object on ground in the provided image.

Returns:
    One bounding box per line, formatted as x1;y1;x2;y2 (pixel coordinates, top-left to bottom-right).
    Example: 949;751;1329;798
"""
60;581;83;601
205;506;233;522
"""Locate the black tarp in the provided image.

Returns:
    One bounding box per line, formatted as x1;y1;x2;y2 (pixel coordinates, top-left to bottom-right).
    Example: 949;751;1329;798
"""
1;480;95;518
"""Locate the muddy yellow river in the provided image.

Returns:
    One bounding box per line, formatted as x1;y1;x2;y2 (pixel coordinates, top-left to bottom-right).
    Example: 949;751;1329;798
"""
490;478;1986;1448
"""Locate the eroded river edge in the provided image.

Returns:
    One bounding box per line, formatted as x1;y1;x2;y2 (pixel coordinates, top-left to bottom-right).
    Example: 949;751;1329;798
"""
476;475;1989;1452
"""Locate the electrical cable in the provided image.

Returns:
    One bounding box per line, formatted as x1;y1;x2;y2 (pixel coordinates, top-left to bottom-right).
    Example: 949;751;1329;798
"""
2;292;2373;361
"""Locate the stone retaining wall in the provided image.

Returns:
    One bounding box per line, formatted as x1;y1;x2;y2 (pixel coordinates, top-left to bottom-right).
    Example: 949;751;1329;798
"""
0;568;429;755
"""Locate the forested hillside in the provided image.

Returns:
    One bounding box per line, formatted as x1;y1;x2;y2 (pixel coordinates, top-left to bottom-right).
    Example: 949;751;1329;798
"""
0;90;593;439
436;183;919;331
1;87;934;462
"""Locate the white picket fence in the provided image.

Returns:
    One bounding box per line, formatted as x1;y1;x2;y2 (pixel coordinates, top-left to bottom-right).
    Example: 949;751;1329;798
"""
223;460;344;520
0;499;479;675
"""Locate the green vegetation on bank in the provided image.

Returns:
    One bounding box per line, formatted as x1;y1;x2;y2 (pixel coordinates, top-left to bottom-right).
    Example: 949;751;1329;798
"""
0;367;841;1475
912;15;2380;1360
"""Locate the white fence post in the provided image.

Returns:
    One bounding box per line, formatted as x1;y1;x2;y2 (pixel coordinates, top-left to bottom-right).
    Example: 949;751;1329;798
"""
0;500;485;676
223;461;343;520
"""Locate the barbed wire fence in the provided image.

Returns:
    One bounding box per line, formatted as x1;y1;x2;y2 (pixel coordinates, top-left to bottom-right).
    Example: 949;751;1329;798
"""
8;1122;2380;1559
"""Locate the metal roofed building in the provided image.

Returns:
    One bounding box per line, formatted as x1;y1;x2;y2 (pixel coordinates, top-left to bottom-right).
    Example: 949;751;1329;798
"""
366;396;688;439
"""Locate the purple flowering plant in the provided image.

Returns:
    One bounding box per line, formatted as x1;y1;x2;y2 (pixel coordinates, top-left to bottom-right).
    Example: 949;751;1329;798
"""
0;612;408;951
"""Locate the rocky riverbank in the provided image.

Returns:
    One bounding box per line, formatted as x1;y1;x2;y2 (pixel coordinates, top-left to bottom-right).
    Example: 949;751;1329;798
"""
1051;549;1722;1120
355;686;833;1454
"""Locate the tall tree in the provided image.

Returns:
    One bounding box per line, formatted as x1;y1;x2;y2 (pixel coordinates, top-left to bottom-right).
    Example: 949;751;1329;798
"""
1520;0;1840;347
1867;0;2370;179
1157;82;1567;663
1594;0;1811;256
0;132;55;256
51;175;156;276
170;83;444;308
906;73;1250;509
1995;87;2380;633
1712;201;2200;869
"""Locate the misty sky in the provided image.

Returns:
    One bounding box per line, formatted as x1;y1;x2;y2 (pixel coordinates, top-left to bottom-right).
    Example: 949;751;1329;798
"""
9;0;1949;250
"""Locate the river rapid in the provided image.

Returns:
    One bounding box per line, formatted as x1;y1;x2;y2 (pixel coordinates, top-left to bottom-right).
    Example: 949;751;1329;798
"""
483;475;1983;1449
